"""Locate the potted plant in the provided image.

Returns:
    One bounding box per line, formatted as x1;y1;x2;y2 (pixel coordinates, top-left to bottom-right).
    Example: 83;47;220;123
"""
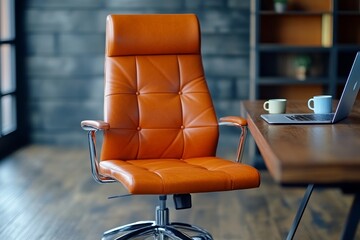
274;0;287;13
294;55;311;80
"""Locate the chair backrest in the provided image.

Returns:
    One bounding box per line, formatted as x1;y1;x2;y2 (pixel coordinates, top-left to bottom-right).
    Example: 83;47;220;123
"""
101;14;219;161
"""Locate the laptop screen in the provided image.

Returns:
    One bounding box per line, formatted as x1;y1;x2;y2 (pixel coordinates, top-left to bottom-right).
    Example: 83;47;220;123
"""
333;52;360;123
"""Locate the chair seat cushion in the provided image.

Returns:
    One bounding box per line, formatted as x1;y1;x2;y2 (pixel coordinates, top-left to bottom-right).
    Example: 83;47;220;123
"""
99;157;260;194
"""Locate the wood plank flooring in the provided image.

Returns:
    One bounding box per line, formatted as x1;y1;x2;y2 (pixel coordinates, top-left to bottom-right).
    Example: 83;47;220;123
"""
0;145;359;240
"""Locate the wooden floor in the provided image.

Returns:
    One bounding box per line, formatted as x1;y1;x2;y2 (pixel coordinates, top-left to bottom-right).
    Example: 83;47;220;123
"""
0;145;359;240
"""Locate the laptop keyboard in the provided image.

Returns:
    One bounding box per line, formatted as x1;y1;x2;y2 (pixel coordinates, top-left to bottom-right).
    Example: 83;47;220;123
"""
286;114;334;121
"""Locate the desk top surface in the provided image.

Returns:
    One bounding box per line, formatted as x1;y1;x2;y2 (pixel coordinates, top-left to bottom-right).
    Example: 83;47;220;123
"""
242;100;360;185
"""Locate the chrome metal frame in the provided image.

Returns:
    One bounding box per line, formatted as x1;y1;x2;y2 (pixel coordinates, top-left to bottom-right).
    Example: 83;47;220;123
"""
219;123;248;163
102;196;213;240
84;127;115;184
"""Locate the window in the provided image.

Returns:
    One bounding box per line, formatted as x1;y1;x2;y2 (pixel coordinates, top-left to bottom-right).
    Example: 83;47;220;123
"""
0;0;26;158
1;44;16;136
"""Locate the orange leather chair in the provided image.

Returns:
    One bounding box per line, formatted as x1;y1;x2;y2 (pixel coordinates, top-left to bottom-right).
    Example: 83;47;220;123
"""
81;14;260;240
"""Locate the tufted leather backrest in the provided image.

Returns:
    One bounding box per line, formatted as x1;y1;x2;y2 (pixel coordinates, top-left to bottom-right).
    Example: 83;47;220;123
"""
101;14;219;161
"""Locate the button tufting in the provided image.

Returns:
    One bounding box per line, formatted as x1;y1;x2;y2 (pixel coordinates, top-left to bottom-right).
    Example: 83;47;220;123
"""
137;127;141;131
178;91;182;95
180;125;184;129
136;91;140;95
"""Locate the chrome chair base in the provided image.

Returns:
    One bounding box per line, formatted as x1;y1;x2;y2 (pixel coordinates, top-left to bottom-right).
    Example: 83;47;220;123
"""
101;221;213;240
101;196;213;240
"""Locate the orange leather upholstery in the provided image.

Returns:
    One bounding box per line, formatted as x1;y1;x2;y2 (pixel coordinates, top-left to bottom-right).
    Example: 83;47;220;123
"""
97;14;260;194
106;14;200;56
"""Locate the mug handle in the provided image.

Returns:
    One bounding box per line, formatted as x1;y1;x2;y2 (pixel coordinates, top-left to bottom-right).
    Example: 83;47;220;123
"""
308;98;314;111
263;101;269;111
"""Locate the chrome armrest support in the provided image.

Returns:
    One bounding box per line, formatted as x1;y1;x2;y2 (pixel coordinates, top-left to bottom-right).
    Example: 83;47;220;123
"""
81;120;115;184
219;116;248;163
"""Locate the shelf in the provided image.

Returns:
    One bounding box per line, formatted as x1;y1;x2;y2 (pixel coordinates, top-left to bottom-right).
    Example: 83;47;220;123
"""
337;11;360;15
260;14;331;46
260;0;333;12
259;85;325;100
259;51;329;80
337;15;360;45
337;45;360;51
260;11;332;15
258;45;330;52
338;0;360;11
251;0;360;100
258;77;328;85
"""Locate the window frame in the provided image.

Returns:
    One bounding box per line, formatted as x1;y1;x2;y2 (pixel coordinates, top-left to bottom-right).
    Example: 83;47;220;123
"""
0;0;27;159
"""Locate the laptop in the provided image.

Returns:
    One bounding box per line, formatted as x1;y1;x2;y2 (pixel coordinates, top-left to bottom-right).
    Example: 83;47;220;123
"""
261;52;360;124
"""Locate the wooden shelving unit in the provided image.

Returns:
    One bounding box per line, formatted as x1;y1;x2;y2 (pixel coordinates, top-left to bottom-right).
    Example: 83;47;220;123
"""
248;0;360;168
250;0;360;101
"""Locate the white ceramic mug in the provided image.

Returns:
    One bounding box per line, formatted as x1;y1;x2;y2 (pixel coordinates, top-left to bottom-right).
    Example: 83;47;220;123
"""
263;99;287;114
307;95;332;114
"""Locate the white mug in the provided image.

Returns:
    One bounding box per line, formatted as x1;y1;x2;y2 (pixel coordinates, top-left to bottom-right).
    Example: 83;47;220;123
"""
308;95;332;114
263;99;287;114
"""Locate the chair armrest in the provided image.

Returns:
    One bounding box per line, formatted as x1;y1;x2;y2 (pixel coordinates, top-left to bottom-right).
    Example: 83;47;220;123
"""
219;116;248;163
219;116;247;126
81;120;110;131
81;120;115;184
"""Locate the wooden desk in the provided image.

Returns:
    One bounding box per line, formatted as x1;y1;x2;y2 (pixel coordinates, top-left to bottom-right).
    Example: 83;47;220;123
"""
242;100;360;240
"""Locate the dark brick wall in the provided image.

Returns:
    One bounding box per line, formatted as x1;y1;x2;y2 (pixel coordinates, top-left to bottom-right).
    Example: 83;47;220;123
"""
24;0;250;146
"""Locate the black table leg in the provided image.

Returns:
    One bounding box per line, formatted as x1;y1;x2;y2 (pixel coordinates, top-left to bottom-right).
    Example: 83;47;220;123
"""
341;192;360;240
286;184;315;240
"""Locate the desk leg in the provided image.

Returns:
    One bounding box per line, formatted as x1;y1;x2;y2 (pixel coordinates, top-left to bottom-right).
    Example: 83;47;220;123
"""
340;192;360;240
286;184;314;240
